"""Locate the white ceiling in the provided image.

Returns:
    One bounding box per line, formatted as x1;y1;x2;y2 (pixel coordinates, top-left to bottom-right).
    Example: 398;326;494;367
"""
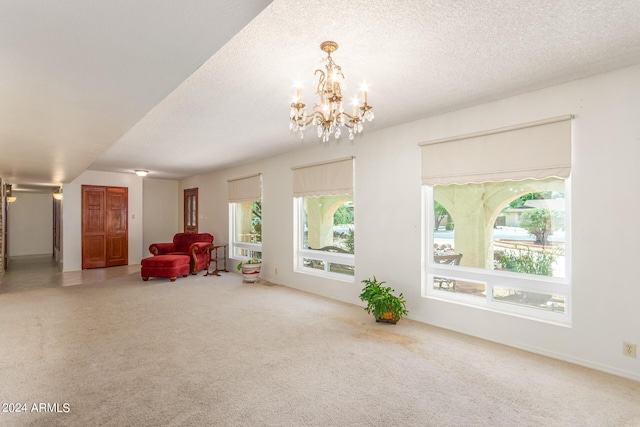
3;0;640;192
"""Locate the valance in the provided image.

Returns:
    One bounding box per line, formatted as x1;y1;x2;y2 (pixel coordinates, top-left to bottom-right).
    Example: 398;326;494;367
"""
420;115;572;185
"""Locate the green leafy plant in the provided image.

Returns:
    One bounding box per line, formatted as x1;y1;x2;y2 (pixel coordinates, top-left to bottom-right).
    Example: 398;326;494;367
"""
496;247;558;276
251;201;262;243
359;276;408;323
236;259;262;271
520;208;563;245
434;201;450;230
344;228;355;253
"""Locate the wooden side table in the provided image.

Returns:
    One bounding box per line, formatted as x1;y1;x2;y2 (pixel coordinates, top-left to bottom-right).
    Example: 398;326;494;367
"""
205;243;229;276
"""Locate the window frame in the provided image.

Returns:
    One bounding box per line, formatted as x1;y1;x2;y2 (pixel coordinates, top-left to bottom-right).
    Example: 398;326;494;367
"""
422;181;572;326
229;201;262;262
293;197;355;282
183;188;198;233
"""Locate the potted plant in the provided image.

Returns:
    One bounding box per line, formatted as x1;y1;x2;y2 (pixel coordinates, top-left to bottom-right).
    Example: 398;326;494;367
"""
359;276;408;324
237;259;262;283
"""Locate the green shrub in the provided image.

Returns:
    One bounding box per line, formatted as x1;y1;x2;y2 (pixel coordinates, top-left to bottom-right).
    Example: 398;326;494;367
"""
520;208;563;245
498;247;558;276
344;228;355;253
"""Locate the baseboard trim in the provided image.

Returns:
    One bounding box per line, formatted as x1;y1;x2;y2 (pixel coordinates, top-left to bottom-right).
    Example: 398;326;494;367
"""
412;315;640;383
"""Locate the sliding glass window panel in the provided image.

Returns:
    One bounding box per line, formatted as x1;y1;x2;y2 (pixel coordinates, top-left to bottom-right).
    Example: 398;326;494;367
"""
493;287;565;313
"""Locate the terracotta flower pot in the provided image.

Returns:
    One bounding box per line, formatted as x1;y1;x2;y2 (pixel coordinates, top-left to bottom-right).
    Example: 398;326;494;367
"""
376;311;398;324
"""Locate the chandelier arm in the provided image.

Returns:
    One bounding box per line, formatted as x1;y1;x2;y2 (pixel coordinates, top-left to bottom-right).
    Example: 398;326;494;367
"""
309;109;332;122
314;69;325;95
301;117;316;126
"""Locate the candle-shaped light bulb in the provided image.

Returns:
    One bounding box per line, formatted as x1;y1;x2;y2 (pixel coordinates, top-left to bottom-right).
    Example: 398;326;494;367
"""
361;83;369;105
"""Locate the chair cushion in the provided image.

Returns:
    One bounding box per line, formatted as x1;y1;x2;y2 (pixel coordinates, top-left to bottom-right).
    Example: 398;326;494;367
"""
141;254;190;268
141;254;191;282
173;233;213;253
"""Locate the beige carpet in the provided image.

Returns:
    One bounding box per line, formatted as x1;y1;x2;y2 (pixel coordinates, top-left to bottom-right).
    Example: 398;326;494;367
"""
1;257;639;426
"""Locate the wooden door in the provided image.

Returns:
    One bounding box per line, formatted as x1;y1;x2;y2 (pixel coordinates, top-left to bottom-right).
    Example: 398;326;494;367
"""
53;196;61;254
106;187;128;266
82;186;106;268
184;188;198;233
82;185;128;269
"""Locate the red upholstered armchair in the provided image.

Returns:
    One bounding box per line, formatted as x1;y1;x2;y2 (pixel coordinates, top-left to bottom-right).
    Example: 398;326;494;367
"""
149;233;214;275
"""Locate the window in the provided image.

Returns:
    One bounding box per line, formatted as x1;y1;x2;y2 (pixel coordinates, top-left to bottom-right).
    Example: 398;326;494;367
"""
420;116;572;324
228;175;262;261
184;188;198;233
295;196;354;277
293;157;355;280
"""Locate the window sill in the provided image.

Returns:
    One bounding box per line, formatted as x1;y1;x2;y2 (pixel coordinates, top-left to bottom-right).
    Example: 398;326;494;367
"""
424;291;572;327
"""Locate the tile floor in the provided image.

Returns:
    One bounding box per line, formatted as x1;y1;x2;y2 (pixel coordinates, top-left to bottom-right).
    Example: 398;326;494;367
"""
0;255;140;294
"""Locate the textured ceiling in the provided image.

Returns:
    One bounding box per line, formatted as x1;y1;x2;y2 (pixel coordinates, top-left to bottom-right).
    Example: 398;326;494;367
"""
0;0;272;191
3;0;640;190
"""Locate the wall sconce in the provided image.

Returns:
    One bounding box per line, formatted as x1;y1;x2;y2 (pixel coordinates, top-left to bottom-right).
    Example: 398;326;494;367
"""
53;190;63;200
6;196;16;203
135;170;148;177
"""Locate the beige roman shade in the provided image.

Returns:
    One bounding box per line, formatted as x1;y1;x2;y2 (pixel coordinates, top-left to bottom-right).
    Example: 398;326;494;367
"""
228;173;262;202
420;115;572;186
292;157;354;197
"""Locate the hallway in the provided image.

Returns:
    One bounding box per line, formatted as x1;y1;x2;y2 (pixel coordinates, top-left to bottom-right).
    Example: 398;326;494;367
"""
0;255;140;294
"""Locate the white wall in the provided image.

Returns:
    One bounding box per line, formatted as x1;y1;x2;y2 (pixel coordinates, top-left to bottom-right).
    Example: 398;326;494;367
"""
179;64;640;381
0;179;4;276
143;178;180;254
62;170;144;271
7;192;53;256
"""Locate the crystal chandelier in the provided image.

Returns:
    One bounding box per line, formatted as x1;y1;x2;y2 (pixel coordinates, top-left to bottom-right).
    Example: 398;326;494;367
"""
289;41;374;142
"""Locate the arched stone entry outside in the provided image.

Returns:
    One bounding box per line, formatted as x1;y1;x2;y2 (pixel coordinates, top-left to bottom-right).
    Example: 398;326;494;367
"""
304;195;352;250
433;177;565;269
